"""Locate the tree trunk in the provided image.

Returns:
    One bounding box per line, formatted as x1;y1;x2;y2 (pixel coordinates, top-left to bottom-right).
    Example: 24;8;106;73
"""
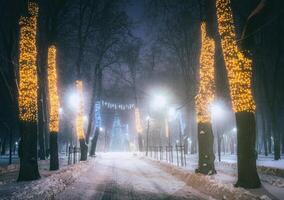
282;130;284;154
86;65;99;144
80;138;88;161
38;124;45;160
45;124;49;157
86;96;95;144
1;138;6;155
38;97;46;160
49;132;59;170
271;113;281;160
267;122;272;154
281;132;284;154
235;112;260;188
184;137;189;154
89;68;103;156
263;126;268;156
18;122;40;181
189;110;197;154
261;111;268;156
230;137;235;154
90;127;100;156
217;131;221;162
195;122;216;175
138;135;143;152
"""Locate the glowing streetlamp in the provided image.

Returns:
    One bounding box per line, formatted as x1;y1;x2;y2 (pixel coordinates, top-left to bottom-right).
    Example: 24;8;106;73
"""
167;107;177;121
59;107;63;115
68;91;80;111
210;101;225;162
83;115;88;122
210;102;225;120
151;93;167;110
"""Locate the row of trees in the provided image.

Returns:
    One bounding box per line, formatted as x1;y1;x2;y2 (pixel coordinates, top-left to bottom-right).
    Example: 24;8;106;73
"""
142;0;284;189
0;0;139;181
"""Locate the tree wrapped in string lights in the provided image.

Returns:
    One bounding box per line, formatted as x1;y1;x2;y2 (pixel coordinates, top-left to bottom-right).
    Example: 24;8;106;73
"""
134;108;143;151
47;45;59;170
75;80;88;160
17;2;40;181
216;0;260;188
195;22;216;175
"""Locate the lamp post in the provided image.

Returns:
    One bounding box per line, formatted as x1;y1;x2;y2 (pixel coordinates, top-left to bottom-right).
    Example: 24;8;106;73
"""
146;116;150;156
211;102;225;162
151;92;168;147
167;107;177;146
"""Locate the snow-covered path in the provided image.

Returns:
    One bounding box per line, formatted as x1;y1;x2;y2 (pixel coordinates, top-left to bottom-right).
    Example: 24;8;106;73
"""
55;153;211;200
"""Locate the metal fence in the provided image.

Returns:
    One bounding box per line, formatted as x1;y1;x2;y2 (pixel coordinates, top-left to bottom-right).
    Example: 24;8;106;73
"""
147;145;187;167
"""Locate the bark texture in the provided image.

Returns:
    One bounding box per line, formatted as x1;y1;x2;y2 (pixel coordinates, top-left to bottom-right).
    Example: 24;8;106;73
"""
49;132;59;170
18;122;40;181
235;112;261;188
80;138;88;161
195;122;216;175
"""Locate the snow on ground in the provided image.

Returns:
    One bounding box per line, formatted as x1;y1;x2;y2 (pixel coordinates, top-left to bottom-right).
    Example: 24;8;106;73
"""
217;154;284;170
145;152;284;200
0;159;91;200
145;157;265;200
0;154;69;186
0;152;283;200
55;153;212;200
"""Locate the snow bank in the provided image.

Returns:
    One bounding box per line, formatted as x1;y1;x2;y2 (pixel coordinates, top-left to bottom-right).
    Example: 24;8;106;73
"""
216;161;284;179
0;164;19;175
145;158;270;200
5;160;92;200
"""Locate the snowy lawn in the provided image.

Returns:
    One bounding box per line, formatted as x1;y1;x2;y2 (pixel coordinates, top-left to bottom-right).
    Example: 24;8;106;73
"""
144;152;284;200
0;159;91;200
0;154;88;200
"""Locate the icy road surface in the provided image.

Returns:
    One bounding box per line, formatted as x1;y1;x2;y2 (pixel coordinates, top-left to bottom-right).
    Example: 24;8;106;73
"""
55;153;211;200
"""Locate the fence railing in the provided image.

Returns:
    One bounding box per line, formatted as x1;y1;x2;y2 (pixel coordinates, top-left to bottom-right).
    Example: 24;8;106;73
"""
147;145;187;167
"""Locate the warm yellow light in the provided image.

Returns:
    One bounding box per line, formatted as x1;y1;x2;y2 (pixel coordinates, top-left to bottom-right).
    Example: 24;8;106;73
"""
75;80;85;139
47;46;60;132
18;2;39;122
216;0;255;113
196;23;215;123
135;108;143;134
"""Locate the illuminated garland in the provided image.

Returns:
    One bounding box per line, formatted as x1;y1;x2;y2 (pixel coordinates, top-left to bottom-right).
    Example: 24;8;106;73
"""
75;80;85;139
216;0;255;113
102;100;134;110
18;2;39;122
47;46;60;132
196;23;215;123
94;101;101;128
134;108;143;134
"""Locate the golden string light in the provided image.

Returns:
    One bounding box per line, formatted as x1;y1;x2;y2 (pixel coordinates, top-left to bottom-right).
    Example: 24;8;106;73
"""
196;23;215;123
18;2;39;122
47;46;60;132
135;108;143;134
75;80;85;139
216;0;255;113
